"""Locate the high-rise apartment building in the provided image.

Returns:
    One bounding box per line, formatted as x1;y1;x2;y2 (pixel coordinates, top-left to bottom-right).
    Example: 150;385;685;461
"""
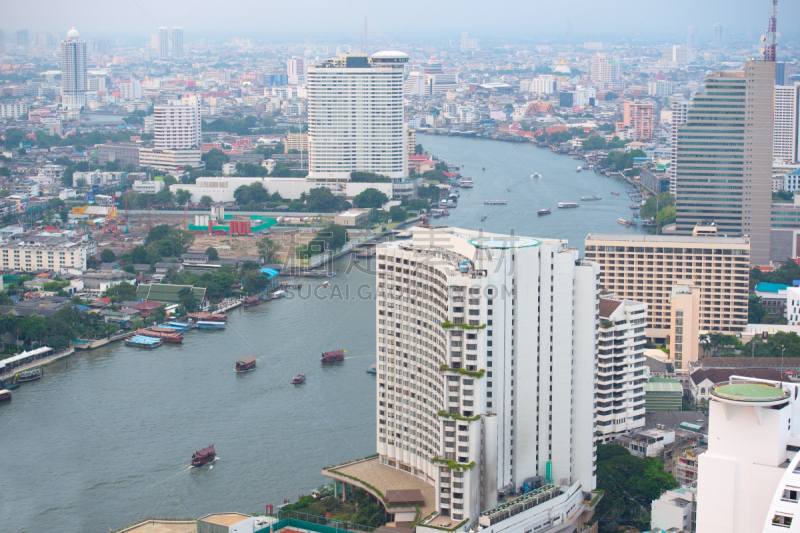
668;99;691;195
157;27;169;59
366;226;598;527
774;83;799;164
674;59;775;265
171;27;183;59
16;30;28;47
153;94;201;150
617;102;654;141
307;52;407;181
287;57;306;86
460;32;478;51
584;233;750;340
713;23;723;47
662;45;690;65
60;28;87;112
687;26;699;48
696;377;800;533
590;54;620;87
596;298;647;443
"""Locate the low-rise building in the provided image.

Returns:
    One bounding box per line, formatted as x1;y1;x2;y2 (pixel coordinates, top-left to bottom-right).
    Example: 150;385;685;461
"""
138;147;201;173
628;427;676;457
333;208;372;226
97;143;140;169
132;180;164;194
651;487;696;533
644;377;683;411
0;235;88;272
755;282;790;318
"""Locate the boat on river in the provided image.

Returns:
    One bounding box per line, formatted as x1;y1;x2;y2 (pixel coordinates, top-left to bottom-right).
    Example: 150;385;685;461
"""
610;192;620;196
137;328;183;343
531;173;542;178
17;368;42;382
558;202;579;209
618;218;631;226
197;321;226;330
0;389;11;402
235;355;257;372
125;335;163;349
367;366;377;374
321;349;345;364
291;373;306;385
576;166;582;172
538;208;551;215
243;296;260;308
167;321;192;331
581;196;602;201
187;312;227;322
484;200;507;205
191;445;216;467
460;177;474;188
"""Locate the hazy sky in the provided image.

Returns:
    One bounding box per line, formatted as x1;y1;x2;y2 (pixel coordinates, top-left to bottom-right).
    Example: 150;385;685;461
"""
4;0;799;43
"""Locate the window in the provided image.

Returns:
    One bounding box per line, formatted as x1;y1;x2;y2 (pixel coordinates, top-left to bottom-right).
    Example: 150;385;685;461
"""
773;514;793;528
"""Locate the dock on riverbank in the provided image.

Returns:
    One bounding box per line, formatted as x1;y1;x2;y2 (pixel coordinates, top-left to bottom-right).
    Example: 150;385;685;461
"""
0;347;76;380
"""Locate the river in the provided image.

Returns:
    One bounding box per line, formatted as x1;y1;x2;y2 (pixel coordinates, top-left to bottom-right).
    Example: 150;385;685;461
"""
0;136;647;533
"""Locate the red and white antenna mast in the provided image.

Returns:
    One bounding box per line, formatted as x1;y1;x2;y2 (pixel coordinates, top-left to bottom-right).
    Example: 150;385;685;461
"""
763;0;777;61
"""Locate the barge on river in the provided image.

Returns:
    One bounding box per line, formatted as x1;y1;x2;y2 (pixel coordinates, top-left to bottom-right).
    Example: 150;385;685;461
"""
17;368;42;382
197;321;226;330
125;335;163;349
321;350;345;364
187;312;227;322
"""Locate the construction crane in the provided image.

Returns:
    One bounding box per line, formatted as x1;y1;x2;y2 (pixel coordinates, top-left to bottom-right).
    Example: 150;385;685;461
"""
762;0;778;62
181;200;189;230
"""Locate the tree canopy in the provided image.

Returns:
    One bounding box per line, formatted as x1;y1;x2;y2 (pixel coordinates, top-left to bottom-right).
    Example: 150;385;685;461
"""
353;188;389;209
201;148;229;171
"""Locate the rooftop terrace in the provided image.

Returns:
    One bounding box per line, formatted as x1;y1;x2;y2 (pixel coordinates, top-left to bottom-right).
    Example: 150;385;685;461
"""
711;381;790;403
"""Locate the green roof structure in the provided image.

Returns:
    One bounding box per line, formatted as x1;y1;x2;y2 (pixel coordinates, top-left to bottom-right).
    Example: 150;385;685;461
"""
644;377;683;412
135;284;206;304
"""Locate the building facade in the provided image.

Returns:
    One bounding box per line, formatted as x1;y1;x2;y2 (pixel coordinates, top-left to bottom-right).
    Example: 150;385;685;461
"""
138;147;201;172
373;226;598;524
307;52;407;182
674;60;775;265
171;27;183;59
584;233;750;339
590;54;620;87
0;240;87;271
596;298;647;443
774;84;799;164
157;27;169;59
97;143;140;169
60;28;87;112
154;94;201;150
668;100;692;195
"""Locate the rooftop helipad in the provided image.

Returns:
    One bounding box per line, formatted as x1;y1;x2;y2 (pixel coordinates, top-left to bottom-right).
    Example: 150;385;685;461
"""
711;382;790;403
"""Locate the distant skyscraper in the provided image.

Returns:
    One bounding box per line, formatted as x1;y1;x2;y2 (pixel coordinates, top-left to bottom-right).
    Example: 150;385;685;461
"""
713;23;723;47
307;52;407;181
60;27;87;112
36;32;47;46
50;32;60;46
157;27;169;59
661;45;690;65
776;62;787;86
687;26;699;48
460;32;477;51
675;59;775;265
16;30;28;47
287;57;306;85
590;54;620;87
171;27;183;59
774;83;799;164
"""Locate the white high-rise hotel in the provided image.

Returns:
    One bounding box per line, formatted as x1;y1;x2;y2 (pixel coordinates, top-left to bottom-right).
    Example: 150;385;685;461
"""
154;94;201;150
307;52;407;181
373;227;598;528
60;28;87;112
774;83;799;164
171;27;184;59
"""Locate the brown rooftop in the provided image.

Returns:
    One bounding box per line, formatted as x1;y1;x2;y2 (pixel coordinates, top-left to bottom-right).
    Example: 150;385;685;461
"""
386;489;425;506
199;513;249;527
599;298;622;319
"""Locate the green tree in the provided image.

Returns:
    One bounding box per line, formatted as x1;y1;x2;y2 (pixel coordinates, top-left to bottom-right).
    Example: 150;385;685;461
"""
353;188;389;209
641;192;676;219
414;144;424;155
100;249;116;263
233;182;270;205
178;287;198;312
417;183;441;203
389;205;407;222
199;195;213;207
175;189;192;205
605;92;619;101
256;236;281;263
581;135;607;151
206;247;219;260
102;282;138;302
349;171;392;183
201;148;229;171
655;205;676;229
306;187;348;212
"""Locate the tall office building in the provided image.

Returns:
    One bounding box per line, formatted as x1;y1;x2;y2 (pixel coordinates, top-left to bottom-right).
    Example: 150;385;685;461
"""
460;32;478;51
307;52;407;181
16;30;28;47
363;226;598;528
776;62;787;86
774;84;799;164
60;28;87;112
687;26;699;48
157;27;169;59
287;57;306;85
713;23;723;47
596;298;647;443
153;94;201;149
590;54;620;87
674;59;775;265
171;27;183;59
668;99;692;195
696;377;800;533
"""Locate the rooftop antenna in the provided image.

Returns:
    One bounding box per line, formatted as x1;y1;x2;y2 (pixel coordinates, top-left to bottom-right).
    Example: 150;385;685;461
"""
762;0;778;61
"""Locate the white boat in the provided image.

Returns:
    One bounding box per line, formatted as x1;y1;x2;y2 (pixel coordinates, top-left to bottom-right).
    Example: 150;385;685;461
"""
576;166;582;172
531;173;542;178
322;281;330;288
558;202;579;209
272;290;286;298
460;177;474;188
484;200;507;205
